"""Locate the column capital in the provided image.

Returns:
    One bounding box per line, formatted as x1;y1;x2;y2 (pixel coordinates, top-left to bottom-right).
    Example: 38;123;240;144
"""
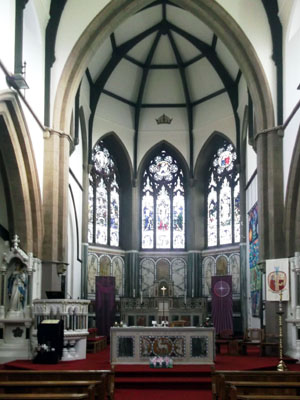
43;127;73;143
254;125;284;142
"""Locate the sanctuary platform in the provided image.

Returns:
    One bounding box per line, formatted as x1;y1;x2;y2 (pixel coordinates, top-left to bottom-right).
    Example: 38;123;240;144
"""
110;326;215;365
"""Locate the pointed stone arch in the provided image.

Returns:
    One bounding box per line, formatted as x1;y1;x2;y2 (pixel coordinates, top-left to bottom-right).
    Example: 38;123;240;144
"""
52;0;274;135
98;131;133;187
138;140;189;183
0;91;43;257
284;124;300;256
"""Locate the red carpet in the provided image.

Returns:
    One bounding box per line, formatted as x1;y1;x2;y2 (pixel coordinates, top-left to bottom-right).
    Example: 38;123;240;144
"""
2;345;299;400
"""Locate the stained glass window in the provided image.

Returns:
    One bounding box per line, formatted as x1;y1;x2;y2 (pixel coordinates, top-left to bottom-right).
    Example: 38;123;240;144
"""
207;141;240;247
141;150;185;249
88;141;120;246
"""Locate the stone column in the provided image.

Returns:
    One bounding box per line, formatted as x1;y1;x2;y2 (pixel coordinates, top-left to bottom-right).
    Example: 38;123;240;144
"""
187;251;202;297
124;251;139;297
42;129;71;297
81;243;89;298
286;253;300;359
255;126;284;333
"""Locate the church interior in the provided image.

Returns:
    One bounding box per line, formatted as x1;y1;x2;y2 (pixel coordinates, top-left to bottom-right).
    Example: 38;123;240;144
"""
1;0;300;398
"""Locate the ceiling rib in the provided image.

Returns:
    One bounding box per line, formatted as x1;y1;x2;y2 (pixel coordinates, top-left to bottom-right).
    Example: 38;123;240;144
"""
134;30;162;176
168;29;194;175
87;1;240;174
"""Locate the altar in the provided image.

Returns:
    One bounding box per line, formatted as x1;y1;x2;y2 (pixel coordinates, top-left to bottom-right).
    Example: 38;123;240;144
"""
110;326;215;365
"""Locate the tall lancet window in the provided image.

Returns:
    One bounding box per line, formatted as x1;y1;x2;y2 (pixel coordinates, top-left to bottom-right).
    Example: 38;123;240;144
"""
88;141;120;246
141;149;185;249
207;141;240;247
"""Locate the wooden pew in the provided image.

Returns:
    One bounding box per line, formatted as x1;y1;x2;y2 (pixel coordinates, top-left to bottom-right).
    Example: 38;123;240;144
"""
0;380;102;400
228;381;300;400
211;368;300;400
230;394;300;400
0;370;115;400
0;394;90;399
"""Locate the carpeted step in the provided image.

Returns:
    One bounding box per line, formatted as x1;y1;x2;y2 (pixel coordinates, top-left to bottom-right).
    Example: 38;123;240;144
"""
115;369;212;391
116;375;211;383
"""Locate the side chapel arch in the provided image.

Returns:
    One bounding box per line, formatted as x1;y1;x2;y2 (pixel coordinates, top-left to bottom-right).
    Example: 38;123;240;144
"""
284;124;300;255
0;91;43;257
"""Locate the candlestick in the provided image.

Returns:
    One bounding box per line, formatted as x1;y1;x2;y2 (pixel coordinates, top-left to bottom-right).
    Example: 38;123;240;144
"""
161;286;166;322
277;290;287;371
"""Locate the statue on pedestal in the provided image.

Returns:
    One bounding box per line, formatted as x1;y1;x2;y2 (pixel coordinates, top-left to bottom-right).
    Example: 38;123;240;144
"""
7;259;27;312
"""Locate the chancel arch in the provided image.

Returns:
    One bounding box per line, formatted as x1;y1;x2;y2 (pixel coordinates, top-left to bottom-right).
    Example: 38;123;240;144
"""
284;124;300;255
52;0;280;284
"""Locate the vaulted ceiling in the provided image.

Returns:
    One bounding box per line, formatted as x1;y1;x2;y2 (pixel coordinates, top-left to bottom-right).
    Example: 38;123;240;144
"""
85;0;241;175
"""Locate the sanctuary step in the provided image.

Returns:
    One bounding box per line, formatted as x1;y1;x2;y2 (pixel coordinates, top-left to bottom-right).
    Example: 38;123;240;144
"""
114;365;211;390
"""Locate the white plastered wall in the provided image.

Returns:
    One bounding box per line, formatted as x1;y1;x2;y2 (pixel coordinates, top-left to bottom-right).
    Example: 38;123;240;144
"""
0;1;15;88
50;0;111;127
279;0;300;198
216;0;276;126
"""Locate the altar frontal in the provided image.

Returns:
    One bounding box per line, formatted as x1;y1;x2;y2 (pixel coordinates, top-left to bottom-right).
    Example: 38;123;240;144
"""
110;326;215;365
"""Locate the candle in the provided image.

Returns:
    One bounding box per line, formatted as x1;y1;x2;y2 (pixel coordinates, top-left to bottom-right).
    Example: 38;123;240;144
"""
133;288;136;298
140;290;143;304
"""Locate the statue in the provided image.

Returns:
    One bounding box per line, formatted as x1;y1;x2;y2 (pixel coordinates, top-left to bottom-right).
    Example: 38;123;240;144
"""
7;260;27;311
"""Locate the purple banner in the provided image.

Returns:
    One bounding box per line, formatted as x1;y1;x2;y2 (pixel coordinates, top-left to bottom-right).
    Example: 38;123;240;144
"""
211;275;233;335
96;276;115;339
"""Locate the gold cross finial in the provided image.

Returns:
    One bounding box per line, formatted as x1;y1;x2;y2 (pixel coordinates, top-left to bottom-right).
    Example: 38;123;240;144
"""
161;286;167;296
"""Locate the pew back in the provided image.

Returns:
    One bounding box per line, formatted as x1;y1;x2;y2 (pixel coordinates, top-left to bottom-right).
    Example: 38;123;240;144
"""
211;368;300;400
228;382;300;400
0;369;114;400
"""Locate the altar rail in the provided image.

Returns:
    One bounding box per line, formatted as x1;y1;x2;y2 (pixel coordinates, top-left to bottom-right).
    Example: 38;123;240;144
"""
32;299;90;361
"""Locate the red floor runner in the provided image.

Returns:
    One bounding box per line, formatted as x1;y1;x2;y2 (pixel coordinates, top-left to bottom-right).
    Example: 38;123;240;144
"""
2;345;299;400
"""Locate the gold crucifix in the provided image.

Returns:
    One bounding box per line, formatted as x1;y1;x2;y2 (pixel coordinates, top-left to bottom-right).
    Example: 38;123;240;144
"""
161;286;167;296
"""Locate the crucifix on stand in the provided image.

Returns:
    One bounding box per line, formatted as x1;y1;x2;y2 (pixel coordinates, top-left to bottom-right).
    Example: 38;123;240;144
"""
161;285;167;325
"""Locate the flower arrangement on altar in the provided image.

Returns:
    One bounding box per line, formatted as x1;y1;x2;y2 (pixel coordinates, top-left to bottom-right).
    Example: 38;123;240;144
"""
149;356;173;368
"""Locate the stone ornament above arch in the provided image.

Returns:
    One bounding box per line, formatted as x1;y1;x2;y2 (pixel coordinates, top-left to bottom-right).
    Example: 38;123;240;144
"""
53;0;274;136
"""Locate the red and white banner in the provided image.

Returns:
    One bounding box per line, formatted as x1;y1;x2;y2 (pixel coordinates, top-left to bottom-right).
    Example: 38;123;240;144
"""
266;258;289;301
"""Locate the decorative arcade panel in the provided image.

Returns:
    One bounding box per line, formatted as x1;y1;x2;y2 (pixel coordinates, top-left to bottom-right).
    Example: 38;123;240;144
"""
110;326;215;365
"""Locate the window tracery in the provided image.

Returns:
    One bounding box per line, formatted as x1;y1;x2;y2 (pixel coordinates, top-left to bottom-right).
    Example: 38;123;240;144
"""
142;150;185;249
207;141;240;247
88;141;119;246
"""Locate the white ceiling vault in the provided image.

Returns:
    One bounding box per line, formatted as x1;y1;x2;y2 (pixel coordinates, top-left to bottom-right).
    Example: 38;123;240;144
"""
85;0;242;175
